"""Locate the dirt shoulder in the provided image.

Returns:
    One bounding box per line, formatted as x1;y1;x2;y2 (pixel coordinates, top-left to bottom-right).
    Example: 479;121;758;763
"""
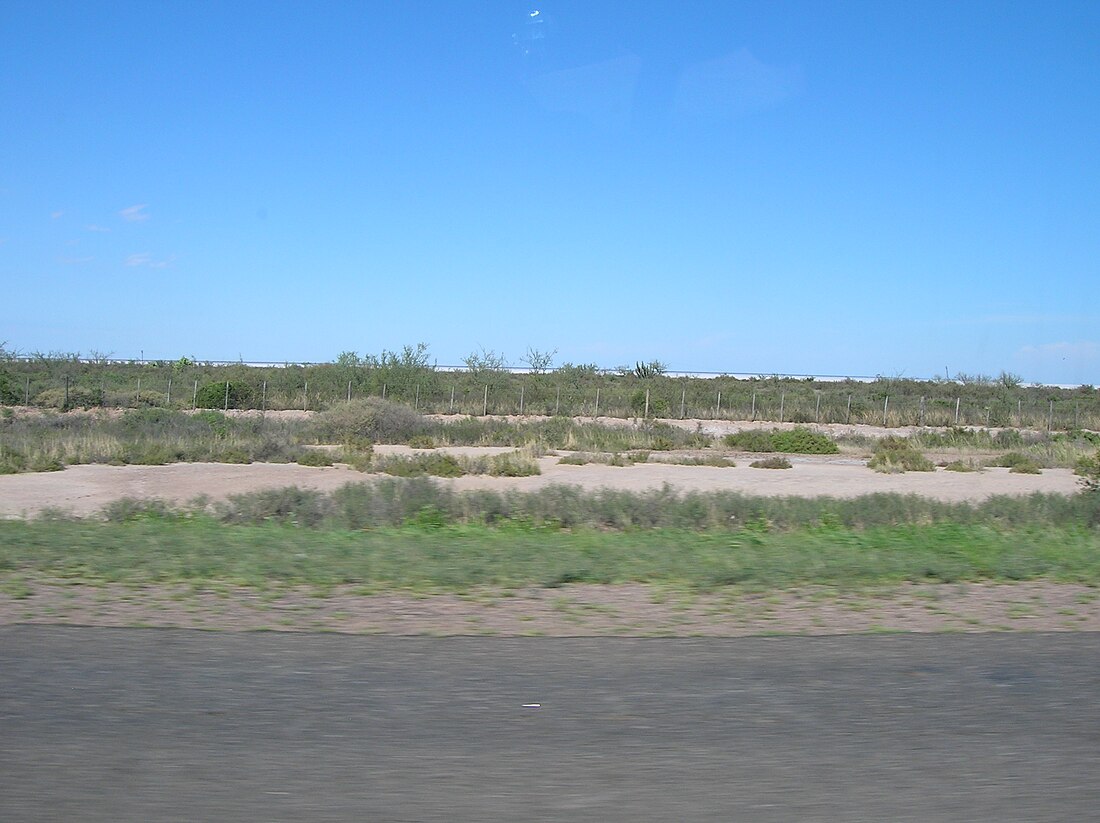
2;580;1097;636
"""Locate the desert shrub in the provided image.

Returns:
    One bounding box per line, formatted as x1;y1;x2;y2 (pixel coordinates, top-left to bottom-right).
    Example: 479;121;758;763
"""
0;450;27;474
750;456;791;469
297;449;335;467
723;427;837;454
0;368;19;405
770;428;839;454
212;447;253;464
218;486;331;527
1076;450;1100;493
407;435;437;449
117;443;178;466
868;437;935;473
195;380;255;410
629;390;669;418
557;452;639;467
102;498;177;522
34;386;100;410
374;452;465;478
943;460;980;472
129;389;167;408
310;398;425;444
722;429;775;452
985;452;1043;473
461;452;542;477
651;454;736;467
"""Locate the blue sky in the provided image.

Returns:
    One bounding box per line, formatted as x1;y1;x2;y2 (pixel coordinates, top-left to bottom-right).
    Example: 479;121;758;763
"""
2;1;1098;384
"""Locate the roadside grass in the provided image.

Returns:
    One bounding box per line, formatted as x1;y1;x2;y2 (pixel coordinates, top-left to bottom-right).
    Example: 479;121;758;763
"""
2;517;1099;591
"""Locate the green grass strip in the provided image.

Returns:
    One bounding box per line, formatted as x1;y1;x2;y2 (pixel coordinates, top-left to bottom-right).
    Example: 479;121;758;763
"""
2;520;1098;590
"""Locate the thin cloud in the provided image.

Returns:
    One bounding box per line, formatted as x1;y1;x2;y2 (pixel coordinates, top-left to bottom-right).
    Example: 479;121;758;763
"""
59;255;94;265
86;224;111;233
1017;341;1099;360
51;210;65;219
119;204;149;222
675;49;802;118
125;252;176;268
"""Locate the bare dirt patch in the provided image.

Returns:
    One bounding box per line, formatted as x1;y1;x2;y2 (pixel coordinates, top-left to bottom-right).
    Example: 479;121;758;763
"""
0;454;1080;518
2;580;1097;636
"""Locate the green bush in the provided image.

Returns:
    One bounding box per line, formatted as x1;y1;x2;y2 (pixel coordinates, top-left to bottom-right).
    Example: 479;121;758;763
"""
297;449;335;467
722;429;775;452
310;398;425;444
868;437;935;473
723;427;837;454
34;386;101;410
985;452;1042;472
943;460;980;472
195;381;255;410
374;452;465;478
770;427;839;454
0;449;27;474
1076;450;1100;493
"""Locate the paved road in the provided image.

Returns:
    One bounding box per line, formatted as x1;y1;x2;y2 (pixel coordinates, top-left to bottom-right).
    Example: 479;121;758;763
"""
2;627;1098;822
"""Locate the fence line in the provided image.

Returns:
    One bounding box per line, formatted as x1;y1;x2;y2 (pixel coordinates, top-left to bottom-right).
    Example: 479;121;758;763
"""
4;367;1099;432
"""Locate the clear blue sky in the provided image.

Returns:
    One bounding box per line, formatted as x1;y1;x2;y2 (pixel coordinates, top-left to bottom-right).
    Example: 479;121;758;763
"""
2;1;1098;384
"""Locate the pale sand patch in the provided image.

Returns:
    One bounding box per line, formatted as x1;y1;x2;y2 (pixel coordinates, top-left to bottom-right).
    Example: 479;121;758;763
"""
0;453;1080;518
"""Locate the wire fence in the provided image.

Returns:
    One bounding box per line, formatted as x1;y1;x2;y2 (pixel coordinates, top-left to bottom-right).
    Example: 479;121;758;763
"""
3;358;1098;431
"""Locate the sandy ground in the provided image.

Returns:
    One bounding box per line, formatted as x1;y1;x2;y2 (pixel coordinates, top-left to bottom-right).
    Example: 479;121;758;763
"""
0;448;1080;518
0;418;1091;636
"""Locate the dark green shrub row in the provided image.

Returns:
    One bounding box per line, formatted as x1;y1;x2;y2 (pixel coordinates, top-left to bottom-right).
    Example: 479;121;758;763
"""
722;427;839;454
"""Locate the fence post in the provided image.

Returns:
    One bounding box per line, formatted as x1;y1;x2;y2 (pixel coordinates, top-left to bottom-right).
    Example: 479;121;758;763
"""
1017;398;1022;426
779;392;785;423
381;383;386;400
680;387;685;419
450;385;455;414
644;388;650;418
415;384;420;411
303;381;308;410
555;385;560;416
519;384;524;415
262;380;267;412
595;387;600;419
955;397;960;425
717;391;722;419
25;376;30;406
167;378;172;406
64;375;69;409
1075;402;1079;430
224;380;230;411
882;395;889;427
751;392;756;422
814;392;820;423
919;395;925;426
1048;399;1054;431
483;384;488;416
846;394;852;424
136;376;141;405
347;380;352;402
192;380;198;409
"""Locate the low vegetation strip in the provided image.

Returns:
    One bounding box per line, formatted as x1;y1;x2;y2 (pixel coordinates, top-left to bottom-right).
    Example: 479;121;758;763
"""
2;519;1099;590
104;479;1100;531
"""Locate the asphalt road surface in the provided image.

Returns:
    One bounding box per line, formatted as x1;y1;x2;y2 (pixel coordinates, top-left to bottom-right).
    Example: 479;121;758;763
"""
2;627;1098;822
